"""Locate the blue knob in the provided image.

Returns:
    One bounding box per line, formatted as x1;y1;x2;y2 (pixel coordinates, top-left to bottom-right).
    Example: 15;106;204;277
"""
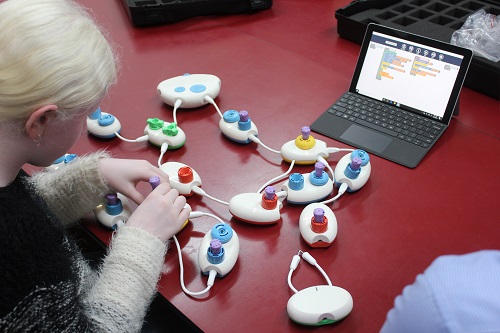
98;114;115;127
211;223;233;244
64;154;77;164
344;157;362;179
53;156;66;164
351;149;370;166
105;193;123;216
238;110;251;131
207;239;225;264
309;162;329;186
223;110;240;123
288;173;304;191
88;107;102;120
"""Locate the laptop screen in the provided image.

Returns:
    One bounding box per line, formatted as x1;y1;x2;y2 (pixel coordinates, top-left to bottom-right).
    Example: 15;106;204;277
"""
350;24;472;125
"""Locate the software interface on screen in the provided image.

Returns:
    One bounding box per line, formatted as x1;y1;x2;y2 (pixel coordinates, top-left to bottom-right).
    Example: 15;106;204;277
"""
355;31;465;121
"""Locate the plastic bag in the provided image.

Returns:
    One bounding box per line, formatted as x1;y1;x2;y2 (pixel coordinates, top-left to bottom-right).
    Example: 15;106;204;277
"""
451;9;500;62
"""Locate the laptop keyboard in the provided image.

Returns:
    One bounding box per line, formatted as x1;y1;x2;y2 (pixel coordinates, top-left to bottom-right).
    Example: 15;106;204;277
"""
327;92;445;148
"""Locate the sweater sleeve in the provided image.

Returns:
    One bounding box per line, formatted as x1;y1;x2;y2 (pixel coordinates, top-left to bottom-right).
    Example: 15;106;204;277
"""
84;226;168;333
30;151;111;225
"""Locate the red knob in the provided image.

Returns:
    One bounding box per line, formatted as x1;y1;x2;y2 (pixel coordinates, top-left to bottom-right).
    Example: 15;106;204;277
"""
311;215;328;233
178;166;194;183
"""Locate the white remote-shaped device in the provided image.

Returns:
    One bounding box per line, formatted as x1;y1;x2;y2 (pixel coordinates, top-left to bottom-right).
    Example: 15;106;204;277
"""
198;223;239;277
281;126;328;164
159;162;202;196
299;203;338;247
87;107;121;139
157;73;221;108
287;285;353;325
228;186;282;224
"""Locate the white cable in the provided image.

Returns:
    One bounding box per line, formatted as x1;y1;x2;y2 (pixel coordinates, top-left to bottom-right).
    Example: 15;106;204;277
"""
173;235;215;297
173;99;182;125
248;134;281;154
173;210;225;297
204;95;223;118
287;253;301;294
257;160;296;194
191;186;229;206
316;155;335;179
320;182;349;205
288;251;333;294
326;147;354;154
190;211;226;225
301;251;332;286
114;132;149;143
275;190;288;200
158;142;169;167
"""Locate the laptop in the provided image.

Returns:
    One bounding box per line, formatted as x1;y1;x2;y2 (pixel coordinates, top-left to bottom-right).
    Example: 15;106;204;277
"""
310;23;472;168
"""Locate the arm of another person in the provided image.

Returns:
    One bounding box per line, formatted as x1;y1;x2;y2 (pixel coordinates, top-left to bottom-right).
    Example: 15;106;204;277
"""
379;270;447;333
380;250;500;333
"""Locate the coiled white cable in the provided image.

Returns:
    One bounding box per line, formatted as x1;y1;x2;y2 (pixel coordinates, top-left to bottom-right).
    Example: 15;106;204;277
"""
173;211;225;297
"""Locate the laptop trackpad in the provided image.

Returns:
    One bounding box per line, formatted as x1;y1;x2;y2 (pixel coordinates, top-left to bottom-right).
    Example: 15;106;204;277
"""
340;125;392;153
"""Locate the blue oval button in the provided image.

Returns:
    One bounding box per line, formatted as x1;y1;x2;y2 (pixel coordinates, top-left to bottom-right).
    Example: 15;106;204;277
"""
190;84;206;93
174;86;186;93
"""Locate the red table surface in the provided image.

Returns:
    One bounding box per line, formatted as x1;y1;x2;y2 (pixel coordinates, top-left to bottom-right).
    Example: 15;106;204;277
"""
67;0;500;332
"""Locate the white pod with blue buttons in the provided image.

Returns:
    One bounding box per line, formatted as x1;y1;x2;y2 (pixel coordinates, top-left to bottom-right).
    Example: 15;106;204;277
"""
198;223;239;278
157;73;221;108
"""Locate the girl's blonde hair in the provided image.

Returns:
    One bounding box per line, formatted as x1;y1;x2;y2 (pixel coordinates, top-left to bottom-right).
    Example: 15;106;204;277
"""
0;0;118;122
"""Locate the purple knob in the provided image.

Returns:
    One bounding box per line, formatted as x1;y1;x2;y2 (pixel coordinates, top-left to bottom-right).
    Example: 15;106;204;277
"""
210;239;222;255
313;208;325;223
239;110;249;122
149;176;161;189
106;193;118;205
315;162;325;177
301;126;310;140
350;157;362;171
265;186;275;200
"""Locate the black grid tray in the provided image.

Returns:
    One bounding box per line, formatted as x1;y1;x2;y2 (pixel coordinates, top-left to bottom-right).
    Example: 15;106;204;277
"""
336;0;500;99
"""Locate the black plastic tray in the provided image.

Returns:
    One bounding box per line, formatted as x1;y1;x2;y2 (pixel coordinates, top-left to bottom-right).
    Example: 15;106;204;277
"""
335;0;500;99
122;0;272;27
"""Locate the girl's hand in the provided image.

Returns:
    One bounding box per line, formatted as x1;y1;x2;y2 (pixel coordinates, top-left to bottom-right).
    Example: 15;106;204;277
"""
126;181;189;242
99;158;167;204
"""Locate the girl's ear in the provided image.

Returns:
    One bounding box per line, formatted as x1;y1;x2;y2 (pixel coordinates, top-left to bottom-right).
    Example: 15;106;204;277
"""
25;105;58;141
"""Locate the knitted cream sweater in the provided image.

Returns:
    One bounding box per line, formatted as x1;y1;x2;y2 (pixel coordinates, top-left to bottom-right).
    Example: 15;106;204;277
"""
0;152;168;332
